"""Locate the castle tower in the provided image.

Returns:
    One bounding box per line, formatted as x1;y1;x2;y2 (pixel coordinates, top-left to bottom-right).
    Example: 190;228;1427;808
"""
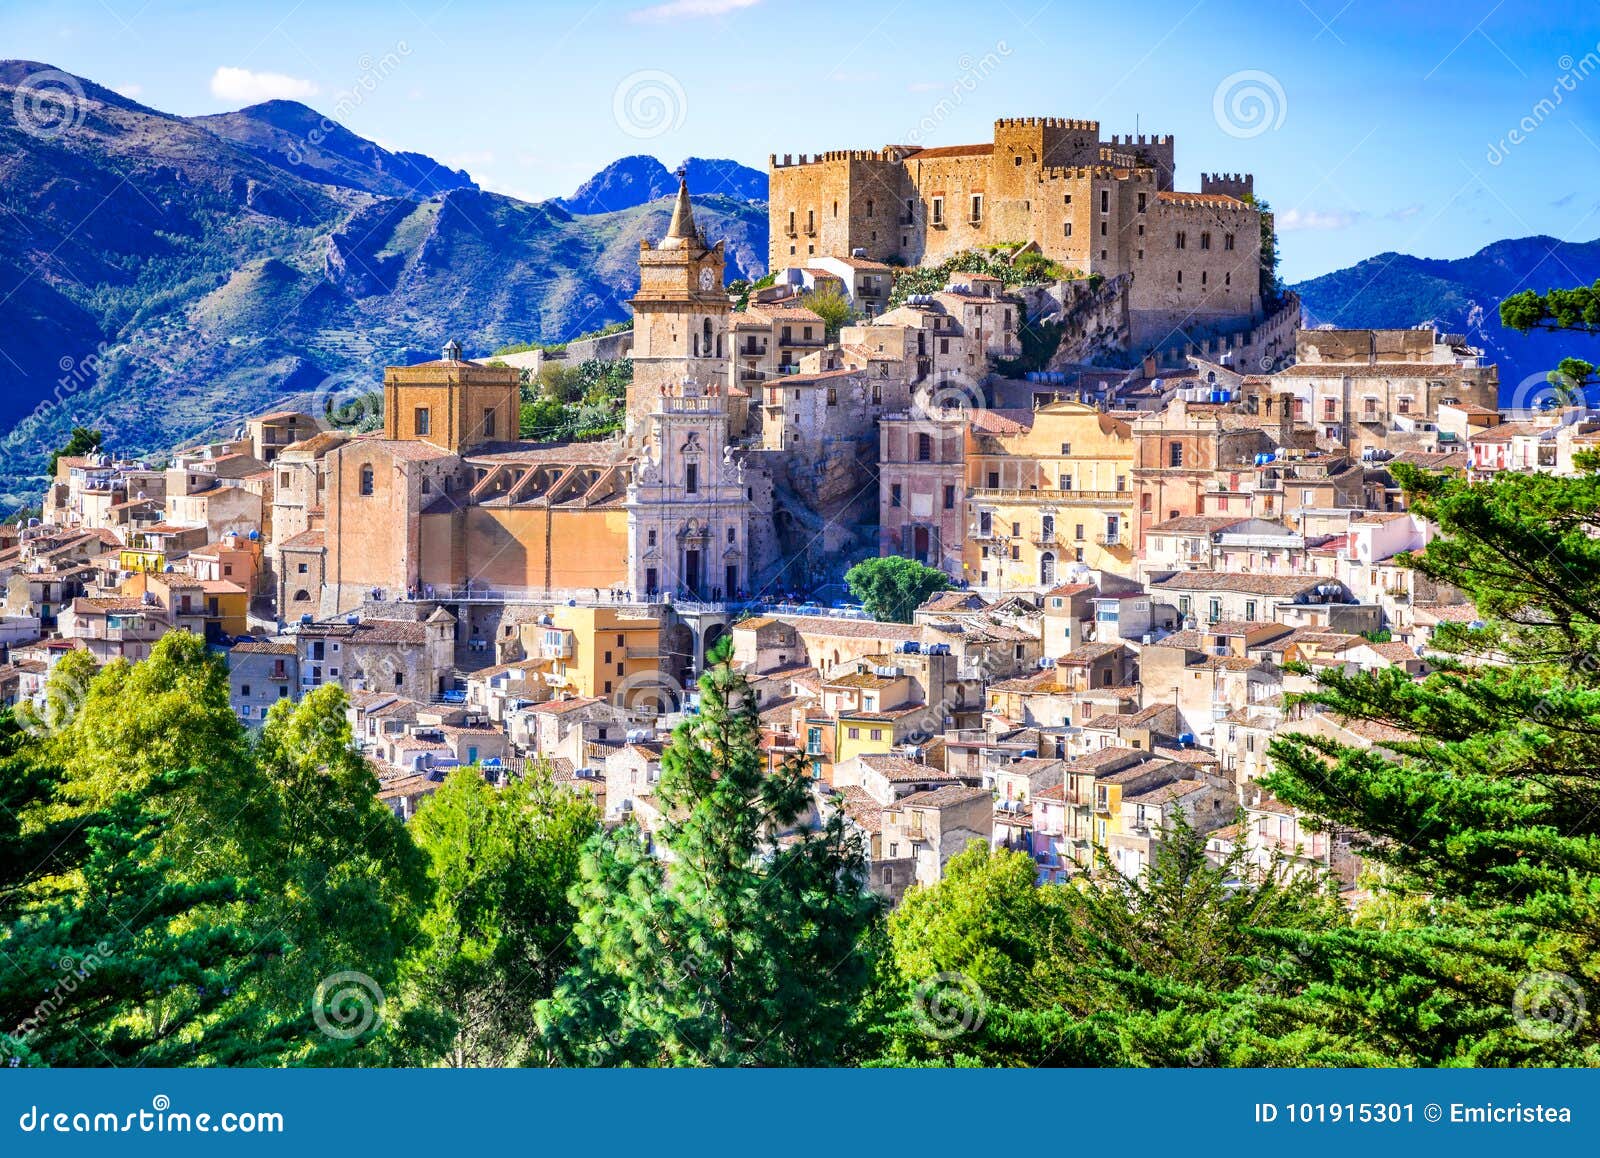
627;173;730;432
382;339;520;454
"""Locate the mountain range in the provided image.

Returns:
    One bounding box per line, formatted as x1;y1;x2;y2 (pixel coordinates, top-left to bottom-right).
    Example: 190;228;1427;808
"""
2;58;1595;506
1291;236;1600;400
0;61;767;503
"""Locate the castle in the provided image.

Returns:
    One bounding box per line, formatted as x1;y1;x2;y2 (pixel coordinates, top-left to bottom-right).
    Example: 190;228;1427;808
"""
768;117;1268;354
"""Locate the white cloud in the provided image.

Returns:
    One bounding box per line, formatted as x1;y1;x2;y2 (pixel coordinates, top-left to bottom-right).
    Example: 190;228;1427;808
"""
629;0;760;22
209;66;319;104
1384;204;1424;222
114;83;143;99
1277;208;1361;232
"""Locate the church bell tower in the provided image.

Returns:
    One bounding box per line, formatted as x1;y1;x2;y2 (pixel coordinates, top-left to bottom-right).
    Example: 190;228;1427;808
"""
627;172;730;432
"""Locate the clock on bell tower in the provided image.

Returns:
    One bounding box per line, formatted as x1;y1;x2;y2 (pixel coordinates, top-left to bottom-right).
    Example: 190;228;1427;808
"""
627;171;730;431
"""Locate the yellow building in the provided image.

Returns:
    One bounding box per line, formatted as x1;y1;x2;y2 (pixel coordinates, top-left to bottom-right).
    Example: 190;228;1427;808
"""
834;705;926;764
519;605;662;706
965;401;1136;590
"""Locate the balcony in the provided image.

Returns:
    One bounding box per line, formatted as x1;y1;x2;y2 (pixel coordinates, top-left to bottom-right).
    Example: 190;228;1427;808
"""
971;487;1131;505
1094;532;1127;548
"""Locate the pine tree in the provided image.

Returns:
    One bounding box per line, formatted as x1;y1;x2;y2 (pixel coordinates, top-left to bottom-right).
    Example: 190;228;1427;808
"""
1264;461;1600;1064
538;656;879;1066
0;712;298;1067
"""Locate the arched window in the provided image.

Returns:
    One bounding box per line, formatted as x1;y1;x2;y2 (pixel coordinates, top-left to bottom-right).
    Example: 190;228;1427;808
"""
359;464;374;496
1040;552;1056;586
702;318;713;357
293;589;311;602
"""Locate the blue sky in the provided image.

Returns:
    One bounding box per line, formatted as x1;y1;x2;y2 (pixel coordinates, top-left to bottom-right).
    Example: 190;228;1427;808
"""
4;0;1599;282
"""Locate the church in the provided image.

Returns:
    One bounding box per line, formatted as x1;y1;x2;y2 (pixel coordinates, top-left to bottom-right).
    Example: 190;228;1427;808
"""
318;176;774;615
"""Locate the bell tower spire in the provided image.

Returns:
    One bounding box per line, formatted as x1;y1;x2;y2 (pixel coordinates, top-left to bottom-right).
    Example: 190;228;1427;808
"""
627;169;729;432
664;166;699;247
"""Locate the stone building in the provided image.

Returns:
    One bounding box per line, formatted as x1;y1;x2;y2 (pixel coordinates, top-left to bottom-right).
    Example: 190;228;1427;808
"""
768;117;1266;350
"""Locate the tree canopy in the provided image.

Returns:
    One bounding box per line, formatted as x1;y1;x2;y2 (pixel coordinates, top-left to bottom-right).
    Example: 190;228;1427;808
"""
845;555;953;623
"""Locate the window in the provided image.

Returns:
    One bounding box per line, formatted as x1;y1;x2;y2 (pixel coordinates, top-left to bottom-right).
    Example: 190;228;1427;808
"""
931;196;944;225
1323;399;1337;420
870;728;883;741
414;407;431;436
890;483;902;508
359;464;375;496
866;198;874;217
1177;270;1183;287
806;209;814;232
1175;231;1187;249
987;471;999;489
1011;521;1021;537
481;407;496;439
240;684;251;697
1137;191;1147;212
1225;232;1236;251
1208;598;1222;623
1074;523;1085;540
1397;396;1412;414
969;193;983;222
1041;514;1054;538
787;210;795;234
278;471;290;488
1169;442;1184;467
647;529;657;547
1141;493;1152;512
847;727;860;740
297;562;309;574
917;432;932;461
1200;232;1211;250
1100;190;1109;213
685;462;698;495
727;527;736;544
1245;600;1257;620
1064;222;1073;238
979;511;992;535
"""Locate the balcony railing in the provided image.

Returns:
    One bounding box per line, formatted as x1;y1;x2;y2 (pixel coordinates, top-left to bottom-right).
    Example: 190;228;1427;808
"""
970;487;1131;503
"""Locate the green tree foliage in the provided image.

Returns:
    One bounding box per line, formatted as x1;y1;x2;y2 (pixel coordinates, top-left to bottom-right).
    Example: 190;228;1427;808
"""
0;708;299;1066
889;250;1068;308
399;764;597;1067
46;426;104;476
1501;279;1600;335
1264;459;1600;1064
874;824;1344;1067
845;555;953;623
801;285;856;341
519;357;632;441
25;634;429;1065
538;658;879;1066
1243;195;1283;310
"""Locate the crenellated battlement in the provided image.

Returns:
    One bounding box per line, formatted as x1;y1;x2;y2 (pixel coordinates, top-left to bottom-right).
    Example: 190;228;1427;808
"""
1200;171;1255;199
769;148;909;168
1109;133;1174;147
995;116;1099;132
1039;164;1155;183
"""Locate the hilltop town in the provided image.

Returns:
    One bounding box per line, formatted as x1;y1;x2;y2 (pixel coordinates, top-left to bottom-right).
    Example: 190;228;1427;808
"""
9;114;1565;904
